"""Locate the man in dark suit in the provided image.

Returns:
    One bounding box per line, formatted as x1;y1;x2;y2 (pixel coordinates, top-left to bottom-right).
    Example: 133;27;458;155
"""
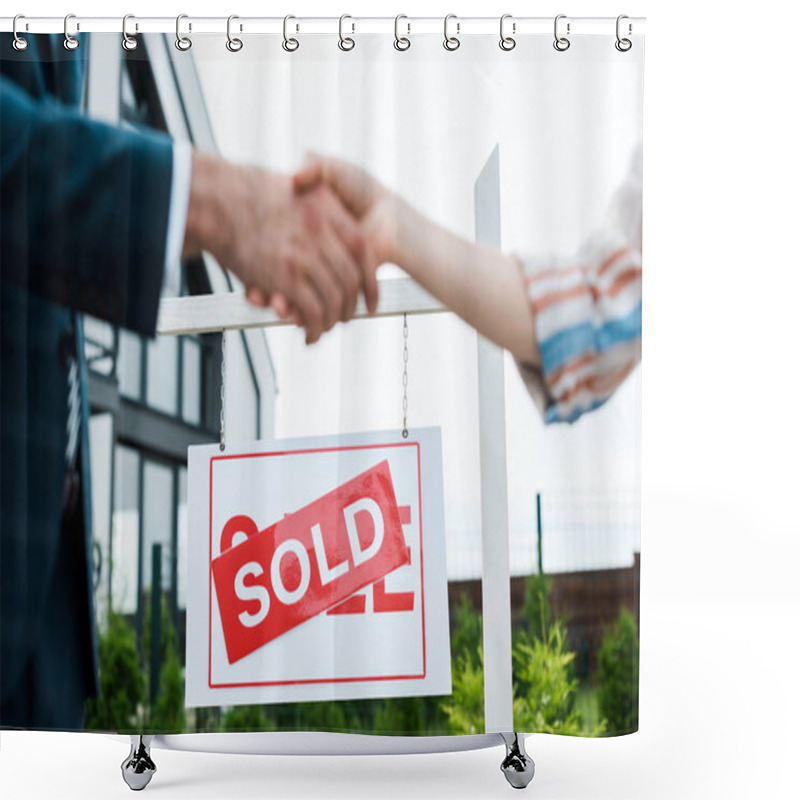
0;33;376;729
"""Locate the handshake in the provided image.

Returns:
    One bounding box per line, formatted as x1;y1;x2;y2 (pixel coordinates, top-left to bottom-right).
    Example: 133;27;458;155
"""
183;151;397;345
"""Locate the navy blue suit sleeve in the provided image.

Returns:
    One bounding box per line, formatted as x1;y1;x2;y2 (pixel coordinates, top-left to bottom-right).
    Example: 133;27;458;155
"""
1;76;173;337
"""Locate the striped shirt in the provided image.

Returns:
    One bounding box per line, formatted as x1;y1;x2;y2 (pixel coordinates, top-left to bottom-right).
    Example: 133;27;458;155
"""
516;147;642;424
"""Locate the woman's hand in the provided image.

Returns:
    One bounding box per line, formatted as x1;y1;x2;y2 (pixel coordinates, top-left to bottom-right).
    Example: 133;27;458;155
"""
294;156;403;311
252;156;396;326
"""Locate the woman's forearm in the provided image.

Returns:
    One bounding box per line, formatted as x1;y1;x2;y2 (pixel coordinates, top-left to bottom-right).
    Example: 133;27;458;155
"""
387;197;541;367
292;155;541;364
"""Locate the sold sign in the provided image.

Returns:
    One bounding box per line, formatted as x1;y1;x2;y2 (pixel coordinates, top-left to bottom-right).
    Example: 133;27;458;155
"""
186;430;451;708
211;460;409;664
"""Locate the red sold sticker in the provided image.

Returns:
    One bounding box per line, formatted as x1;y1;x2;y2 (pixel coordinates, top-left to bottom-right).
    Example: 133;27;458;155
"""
211;460;409;664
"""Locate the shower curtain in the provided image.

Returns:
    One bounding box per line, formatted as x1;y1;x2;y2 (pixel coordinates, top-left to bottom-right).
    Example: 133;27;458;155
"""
0;18;643;741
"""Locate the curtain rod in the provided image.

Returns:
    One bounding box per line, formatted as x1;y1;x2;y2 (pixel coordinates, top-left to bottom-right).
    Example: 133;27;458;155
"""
1;16;646;36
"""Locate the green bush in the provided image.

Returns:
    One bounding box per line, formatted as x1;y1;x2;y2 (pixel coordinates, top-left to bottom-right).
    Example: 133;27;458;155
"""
142;593;186;732
596;608;639;733
442;588;603;737
441;651;485;735
521;573;553;640
450;593;482;658
85;595;188;733
512;622;605;735
514;574;600;735
220;704;275;732
193;706;222;733
373;696;448;735
84;611;144;733
441;592;485;734
149;631;185;732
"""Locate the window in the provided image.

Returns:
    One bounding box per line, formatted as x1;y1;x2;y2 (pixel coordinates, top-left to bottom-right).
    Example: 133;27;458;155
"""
141;460;175;595
117;329;142;400
181;339;202;425
112;446;140;615
146;336;180;416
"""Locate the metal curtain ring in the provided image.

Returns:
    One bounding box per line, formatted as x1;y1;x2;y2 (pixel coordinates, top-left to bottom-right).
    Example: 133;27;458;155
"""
444;13;460;51
12;14;28;51
226;15;243;52
553;14;570;52
283;15;299;52
338;14;355;51
499;13;516;51
122;14;138;51
394;14;410;51
175;13;192;50
615;14;632;51
63;13;79;50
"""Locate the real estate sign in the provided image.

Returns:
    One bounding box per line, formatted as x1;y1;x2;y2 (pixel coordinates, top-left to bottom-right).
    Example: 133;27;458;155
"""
185;428;451;708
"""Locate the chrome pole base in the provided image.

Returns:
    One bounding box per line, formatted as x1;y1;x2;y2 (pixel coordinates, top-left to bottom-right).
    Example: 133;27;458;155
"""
121;735;157;791
500;733;535;789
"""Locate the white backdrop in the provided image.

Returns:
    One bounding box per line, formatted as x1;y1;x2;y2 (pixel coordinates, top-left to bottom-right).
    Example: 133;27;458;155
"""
191;29;642;579
1;2;799;799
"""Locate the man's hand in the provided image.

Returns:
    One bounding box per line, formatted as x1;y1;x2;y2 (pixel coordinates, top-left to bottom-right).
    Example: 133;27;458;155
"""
293;155;398;275
183;151;368;344
267;155;392;326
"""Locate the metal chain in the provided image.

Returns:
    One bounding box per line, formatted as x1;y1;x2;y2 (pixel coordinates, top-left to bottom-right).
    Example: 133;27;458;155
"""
402;314;409;438
219;328;226;451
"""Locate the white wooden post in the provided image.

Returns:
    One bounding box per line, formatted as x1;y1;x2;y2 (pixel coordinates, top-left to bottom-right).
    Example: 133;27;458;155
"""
474;145;514;734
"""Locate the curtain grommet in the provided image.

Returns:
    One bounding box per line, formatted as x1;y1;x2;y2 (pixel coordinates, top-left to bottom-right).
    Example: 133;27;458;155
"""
394;14;411;51
444;14;460;51
338;14;355;51
553;14;571;52
122;14;138;51
615;15;633;51
12;14;29;51
283;15;300;52
175;14;192;51
63;13;79;51
226;15;243;52
499;14;516;51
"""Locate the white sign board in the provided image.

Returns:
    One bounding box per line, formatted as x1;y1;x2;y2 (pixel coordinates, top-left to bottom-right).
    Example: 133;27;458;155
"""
185;427;451;708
